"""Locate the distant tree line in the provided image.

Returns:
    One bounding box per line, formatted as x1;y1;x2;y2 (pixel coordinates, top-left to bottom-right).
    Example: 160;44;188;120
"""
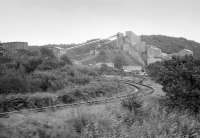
0;47;76;94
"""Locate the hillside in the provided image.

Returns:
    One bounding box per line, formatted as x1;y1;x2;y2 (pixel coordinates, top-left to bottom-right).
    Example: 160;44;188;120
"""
65;33;200;66
80;48;142;66
141;35;200;59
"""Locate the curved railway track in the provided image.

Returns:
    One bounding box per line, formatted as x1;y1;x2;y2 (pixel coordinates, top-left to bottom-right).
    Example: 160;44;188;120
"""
0;77;154;118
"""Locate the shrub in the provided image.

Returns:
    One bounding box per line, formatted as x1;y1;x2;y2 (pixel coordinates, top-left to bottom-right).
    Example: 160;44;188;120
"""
0;70;29;94
67;113;93;134
29;71;67;92
68;71;90;85
0;56;11;64
66;113;117;137
121;95;142;112
40;47;55;59
22;56;43;73
99;63;120;75
113;55;127;70
58;79;124;104
0;93;58;112
76;66;98;77
60;54;73;65
147;56;200;114
37;58;65;70
121;95;144;126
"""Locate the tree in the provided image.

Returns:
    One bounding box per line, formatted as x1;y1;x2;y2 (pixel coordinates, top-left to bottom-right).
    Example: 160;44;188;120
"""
60;54;72;65
147;56;200;114
40;47;55;59
113;55;127;70
97;50;108;62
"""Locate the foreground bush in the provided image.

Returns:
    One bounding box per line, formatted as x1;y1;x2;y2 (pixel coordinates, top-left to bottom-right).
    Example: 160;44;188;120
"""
0;70;30;94
59;79;124;104
121;95;142;112
0;79;124;112
0;64;98;94
147;56;200;114
1;100;200;138
29;71;68;92
0;93;59;112
121;95;144;126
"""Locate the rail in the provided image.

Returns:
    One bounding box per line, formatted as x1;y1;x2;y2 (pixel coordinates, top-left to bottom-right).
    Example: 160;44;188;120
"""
0;78;154;118
65;34;117;51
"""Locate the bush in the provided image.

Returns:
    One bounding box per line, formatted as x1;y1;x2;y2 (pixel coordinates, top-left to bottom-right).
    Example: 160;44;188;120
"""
121;95;142;112
60;54;73;65
40;47;55;59
0;93;58;112
66;113;117;137
0;56;11;64
58;79;124;104
98;63;120;75
121;95;144;126
147;56;200;114
113;55;127;70
68;71;90;85
29;71;68;92
0;78;124;112
22;56;43;73
0;70;29;94
37;58;65;70
76;66;98;77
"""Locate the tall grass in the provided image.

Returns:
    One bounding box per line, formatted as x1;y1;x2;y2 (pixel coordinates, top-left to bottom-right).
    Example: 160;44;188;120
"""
1;96;200;138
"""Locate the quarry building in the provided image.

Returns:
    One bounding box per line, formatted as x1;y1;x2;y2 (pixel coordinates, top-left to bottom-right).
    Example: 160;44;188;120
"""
1;42;28;55
0;31;194;72
114;31;193;66
88;31;193;72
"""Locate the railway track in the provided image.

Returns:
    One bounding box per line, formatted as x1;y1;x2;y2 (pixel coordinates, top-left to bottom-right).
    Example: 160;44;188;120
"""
0;78;154;118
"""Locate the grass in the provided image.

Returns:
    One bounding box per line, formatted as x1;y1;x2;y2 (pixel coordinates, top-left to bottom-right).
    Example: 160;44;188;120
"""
1;89;200;138
0;78;125;113
1;79;200;138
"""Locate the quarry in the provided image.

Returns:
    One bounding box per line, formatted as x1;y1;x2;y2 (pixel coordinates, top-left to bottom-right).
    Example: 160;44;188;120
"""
73;31;194;72
1;31;194;73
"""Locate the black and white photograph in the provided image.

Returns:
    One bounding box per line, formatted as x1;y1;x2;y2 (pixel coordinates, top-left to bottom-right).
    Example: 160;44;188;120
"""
0;0;200;137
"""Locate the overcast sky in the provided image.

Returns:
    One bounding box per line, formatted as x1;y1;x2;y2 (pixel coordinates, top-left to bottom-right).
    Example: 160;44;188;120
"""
0;0;199;45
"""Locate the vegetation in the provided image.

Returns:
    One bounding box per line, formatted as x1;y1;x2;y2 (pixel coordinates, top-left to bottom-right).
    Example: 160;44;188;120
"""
0;47;126;112
147;55;200;114
0;79;124;112
0;47;87;94
141;35;200;59
2;40;200;137
60;54;73;65
1;94;200;138
113;55;127;70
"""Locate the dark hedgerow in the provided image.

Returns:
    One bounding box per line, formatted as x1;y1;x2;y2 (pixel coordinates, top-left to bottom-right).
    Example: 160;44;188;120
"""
147;55;200;114
0;70;30;94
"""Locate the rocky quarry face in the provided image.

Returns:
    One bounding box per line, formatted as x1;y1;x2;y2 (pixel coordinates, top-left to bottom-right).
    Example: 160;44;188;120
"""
61;31;194;67
115;31;193;66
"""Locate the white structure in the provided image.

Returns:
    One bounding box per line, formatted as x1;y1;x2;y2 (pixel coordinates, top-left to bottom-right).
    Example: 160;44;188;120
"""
170;49;193;57
95;62;114;68
123;66;142;72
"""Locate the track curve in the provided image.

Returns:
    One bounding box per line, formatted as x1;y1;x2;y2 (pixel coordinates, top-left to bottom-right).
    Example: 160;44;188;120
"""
0;77;154;118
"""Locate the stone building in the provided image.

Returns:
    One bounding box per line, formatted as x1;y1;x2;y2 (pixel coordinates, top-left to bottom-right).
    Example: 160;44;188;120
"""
0;46;6;56
170;49;193;57
2;42;28;54
116;31;147;66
